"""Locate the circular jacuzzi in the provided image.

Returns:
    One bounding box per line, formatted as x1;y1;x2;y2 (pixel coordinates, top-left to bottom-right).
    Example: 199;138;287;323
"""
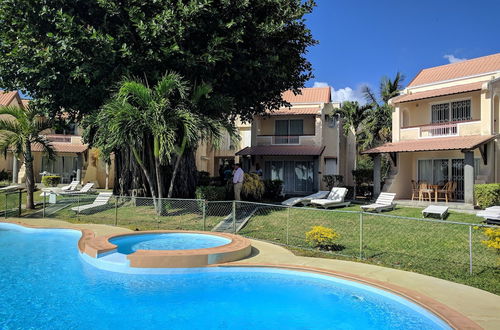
82;230;252;268
110;233;232;254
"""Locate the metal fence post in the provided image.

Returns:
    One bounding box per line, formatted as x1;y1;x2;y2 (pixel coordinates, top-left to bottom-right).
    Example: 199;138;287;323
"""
468;225;473;275
77;194;80;221
232;200;236;234
114;196;118;226
286;206;290;245
42;193;46;218
4;193;7;219
359;211;364;259
202;200;207;231
18;189;21;216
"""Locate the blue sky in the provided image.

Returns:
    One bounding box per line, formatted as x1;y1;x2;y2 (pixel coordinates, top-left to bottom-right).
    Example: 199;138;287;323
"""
304;0;500;103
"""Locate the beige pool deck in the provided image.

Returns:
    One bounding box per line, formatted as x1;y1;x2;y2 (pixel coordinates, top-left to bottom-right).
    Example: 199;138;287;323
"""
3;218;500;329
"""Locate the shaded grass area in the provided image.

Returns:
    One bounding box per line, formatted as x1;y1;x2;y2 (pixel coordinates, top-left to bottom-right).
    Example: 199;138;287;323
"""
18;196;500;294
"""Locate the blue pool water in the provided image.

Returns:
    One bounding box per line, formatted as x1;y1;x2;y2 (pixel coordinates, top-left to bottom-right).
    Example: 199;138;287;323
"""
109;233;231;254
0;223;451;329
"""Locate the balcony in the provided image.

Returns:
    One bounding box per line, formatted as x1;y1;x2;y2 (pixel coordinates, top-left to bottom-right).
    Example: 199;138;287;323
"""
256;134;317;146
400;120;481;140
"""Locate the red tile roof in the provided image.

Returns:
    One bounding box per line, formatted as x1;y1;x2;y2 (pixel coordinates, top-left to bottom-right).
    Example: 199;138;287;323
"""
31;142;88;153
266;107;321;116
362;135;496;154
392;81;485;104
0;91;19;106
408;53;500;87
282;87;331;104
236;145;325;156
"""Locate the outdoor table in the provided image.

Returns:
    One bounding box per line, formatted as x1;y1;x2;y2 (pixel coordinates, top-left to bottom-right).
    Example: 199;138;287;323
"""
429;185;441;202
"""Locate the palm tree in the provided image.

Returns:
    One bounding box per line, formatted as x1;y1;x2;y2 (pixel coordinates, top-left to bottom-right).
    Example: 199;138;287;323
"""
334;101;371;196
0;105;54;209
88;72;233;203
361;72;404;149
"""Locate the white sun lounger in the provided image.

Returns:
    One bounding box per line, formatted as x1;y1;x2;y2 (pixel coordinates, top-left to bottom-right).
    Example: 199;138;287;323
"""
0;184;21;192
281;191;330;207
71;192;112;213
476;206;500;224
59;182;95;195
310;187;350;209
361;192;396;213
422;205;449;219
61;180;80;191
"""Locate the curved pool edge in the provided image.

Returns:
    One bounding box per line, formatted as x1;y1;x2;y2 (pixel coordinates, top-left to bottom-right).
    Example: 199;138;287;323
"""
222;263;481;330
0;221;482;330
83;230;252;268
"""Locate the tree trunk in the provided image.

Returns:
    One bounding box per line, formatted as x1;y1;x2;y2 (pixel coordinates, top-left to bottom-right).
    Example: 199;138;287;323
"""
172;147;197;198
24;143;35;209
131;146;157;210
167;134;188;198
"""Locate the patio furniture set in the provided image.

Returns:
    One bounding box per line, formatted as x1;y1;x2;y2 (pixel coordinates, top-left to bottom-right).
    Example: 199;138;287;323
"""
411;180;457;203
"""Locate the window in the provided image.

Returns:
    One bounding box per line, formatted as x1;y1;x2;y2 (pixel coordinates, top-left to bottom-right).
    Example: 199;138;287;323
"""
431;100;471;123
324;158;337;175
274;119;303;144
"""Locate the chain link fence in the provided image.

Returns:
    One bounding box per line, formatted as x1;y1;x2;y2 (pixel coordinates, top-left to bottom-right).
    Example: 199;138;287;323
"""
1;190;25;218
20;193;499;282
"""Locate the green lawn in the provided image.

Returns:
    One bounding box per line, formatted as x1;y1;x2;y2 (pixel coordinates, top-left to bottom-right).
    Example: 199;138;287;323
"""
15;195;500;295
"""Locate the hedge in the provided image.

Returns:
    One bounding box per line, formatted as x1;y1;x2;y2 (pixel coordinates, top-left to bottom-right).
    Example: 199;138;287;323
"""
41;175;61;187
474;183;500;209
195;186;226;201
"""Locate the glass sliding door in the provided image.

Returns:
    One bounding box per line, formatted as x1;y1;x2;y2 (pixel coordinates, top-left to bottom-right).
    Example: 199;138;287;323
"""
264;160;315;194
417;159;448;185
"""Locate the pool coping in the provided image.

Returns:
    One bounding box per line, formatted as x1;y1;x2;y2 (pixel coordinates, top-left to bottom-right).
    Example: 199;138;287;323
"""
82;230;252;268
0;220;484;329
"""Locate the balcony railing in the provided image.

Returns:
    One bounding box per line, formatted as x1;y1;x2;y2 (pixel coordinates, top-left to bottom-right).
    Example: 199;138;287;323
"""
272;135;300;144
400;120;480;139
420;122;458;137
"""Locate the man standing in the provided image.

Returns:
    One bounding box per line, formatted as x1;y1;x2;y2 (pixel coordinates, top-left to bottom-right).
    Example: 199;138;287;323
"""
233;163;244;201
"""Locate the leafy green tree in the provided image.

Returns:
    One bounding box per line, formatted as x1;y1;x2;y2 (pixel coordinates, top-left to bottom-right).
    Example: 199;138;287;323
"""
0;0;316;196
88;72;234;203
0;106;54;209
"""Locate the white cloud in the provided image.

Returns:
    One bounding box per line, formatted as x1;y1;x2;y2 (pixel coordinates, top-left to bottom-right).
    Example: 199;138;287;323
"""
330;86;366;104
312;81;367;104
312;81;329;88
444;54;467;64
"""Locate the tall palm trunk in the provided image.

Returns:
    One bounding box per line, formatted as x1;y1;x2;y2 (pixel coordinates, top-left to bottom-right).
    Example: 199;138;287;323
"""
167;134;188;198
130;146;158;211
24;142;35;209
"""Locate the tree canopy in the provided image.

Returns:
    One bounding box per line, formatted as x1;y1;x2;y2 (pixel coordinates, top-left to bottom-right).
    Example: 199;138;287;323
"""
0;0;316;123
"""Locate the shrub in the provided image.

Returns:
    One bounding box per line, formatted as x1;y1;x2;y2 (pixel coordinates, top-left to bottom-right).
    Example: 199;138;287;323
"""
352;168;373;185
41;175;61;187
322;175;344;189
0;169;10;181
195;186;226;201
474;184;500;209
305;226;340;249
263;179;283;199
242;173;264;201
482;228;500;251
196;171;210;186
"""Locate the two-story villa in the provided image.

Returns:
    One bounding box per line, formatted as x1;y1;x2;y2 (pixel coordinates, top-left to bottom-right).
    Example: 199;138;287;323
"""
236;87;355;195
0;91;113;188
363;53;500;204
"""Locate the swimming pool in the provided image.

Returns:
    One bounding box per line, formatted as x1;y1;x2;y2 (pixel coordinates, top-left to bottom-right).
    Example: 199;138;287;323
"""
109;233;231;254
0;223;451;329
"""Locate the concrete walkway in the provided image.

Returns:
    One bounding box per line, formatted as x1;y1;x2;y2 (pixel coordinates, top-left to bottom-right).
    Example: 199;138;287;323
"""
4;218;499;329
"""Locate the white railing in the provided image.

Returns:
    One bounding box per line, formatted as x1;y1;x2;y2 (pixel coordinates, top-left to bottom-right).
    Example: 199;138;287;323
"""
420;122;458;137
272;135;300;144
